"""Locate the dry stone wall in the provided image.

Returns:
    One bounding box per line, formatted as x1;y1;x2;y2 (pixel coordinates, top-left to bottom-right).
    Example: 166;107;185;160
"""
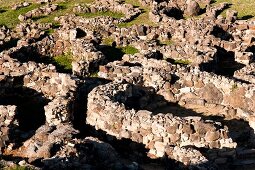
0;0;255;169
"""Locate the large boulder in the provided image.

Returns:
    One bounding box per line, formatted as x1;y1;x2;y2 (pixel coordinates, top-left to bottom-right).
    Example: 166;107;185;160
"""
198;83;223;104
186;0;201;16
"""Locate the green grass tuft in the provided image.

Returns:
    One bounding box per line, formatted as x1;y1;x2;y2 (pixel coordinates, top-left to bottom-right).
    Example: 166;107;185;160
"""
231;83;238;91
214;0;255;19
52;51;73;73
45;28;55;35
158;39;174;46
173;59;191;65
7;165;32;170
0;3;41;28
120;45;139;55
167;58;191;65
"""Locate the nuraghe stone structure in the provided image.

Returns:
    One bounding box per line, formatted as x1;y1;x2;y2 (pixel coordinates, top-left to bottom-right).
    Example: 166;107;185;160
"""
0;0;255;169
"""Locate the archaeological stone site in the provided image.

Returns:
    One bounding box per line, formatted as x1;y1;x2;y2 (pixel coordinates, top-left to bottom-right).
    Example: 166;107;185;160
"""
0;0;255;169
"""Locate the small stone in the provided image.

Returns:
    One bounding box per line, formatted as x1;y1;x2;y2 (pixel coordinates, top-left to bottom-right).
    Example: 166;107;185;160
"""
205;131;220;142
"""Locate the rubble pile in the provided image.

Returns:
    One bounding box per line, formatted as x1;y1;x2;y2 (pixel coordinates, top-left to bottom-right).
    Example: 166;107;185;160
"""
18;4;58;22
73;0;142;22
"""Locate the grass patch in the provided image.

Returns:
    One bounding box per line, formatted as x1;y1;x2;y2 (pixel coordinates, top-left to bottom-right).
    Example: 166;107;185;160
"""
52;51;73;73
158;39;174;46
102;37;115;46
0;3;41;28
120;45;139;55
214;0;255;19
77;11;124;19
231;83;238;91
45;28;55;35
34;0;94;24
0;0;94;28
118;0;156;27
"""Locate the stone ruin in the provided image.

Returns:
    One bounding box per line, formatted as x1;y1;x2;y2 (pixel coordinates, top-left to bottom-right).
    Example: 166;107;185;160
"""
0;0;255;169
18;4;58;22
73;0;142;23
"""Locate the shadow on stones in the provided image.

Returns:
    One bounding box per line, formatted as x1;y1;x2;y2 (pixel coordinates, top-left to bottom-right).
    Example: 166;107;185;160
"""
240;15;254;20
0;38;19;52
71;79;186;170
199;46;245;77
99;45;125;62
164;7;184;20
111;84;253;146
72;77;111;132
245;45;255;55
123;61;142;67
210;25;233;41
0;76;49;148
198;7;207;15
72;82;254;170
76;28;87;38
82;125;186;170
210;0;216;4
32;15;47;21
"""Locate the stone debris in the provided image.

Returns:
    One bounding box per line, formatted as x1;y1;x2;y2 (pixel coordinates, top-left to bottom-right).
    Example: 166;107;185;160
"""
18;4;58;22
74;0;142;23
11;2;31;10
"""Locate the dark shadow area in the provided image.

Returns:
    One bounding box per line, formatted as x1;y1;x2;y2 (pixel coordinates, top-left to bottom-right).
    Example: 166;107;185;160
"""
72;77;111;131
99;45;125;62
0;38;19;52
210;0;216;4
154;0;166;3
166;58;190;66
210;25;233;41
246;45;255;55
0;9;7;13
77;125;186;170
198;7;206;15
145;50;164;59
163;7;183;20
199;46;245;76
32;15;47;21
76;28;87;38
0;76;49;147
123;61;142;67
239;15;253;20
